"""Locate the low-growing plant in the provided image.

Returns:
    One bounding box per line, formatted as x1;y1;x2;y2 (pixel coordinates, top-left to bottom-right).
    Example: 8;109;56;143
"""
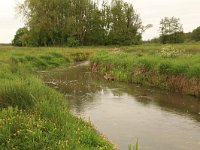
159;45;185;58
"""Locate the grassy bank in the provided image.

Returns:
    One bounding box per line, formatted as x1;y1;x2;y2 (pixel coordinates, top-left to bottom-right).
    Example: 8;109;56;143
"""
0;47;114;149
120;42;200;54
90;47;200;97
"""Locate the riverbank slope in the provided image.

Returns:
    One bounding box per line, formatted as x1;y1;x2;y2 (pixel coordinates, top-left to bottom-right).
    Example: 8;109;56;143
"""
0;47;114;149
90;48;200;97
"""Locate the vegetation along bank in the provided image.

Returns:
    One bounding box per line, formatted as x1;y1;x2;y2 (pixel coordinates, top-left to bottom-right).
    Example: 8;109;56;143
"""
0;46;114;149
90;45;200;97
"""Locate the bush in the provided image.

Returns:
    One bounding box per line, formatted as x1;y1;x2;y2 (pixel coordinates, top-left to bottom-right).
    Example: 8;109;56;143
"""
67;37;80;47
160;32;184;44
191;26;200;41
12;28;29;47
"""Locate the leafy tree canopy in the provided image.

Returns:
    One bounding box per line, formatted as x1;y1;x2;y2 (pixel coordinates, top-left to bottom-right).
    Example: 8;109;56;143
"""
14;0;148;47
191;26;200;41
159;17;184;44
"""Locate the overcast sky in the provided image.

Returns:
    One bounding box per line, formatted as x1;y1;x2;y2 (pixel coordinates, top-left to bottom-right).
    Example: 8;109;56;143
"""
1;0;200;43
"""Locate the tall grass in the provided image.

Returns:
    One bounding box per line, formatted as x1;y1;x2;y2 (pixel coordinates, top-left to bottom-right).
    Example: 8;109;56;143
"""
90;49;200;96
128;140;139;150
0;68;113;149
90;50;200;79
0;47;114;149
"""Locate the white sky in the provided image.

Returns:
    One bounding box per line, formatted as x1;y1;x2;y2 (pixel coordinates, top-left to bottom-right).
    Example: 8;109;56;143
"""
1;0;200;43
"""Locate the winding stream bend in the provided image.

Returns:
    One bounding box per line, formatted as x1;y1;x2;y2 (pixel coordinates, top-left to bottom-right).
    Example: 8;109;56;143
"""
41;62;200;150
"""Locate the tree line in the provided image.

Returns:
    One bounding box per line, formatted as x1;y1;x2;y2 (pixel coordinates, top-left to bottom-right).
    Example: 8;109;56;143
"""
151;16;200;44
13;0;151;47
13;0;200;47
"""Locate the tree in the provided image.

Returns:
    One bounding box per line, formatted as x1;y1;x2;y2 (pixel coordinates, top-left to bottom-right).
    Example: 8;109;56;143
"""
16;0;145;46
108;0;143;45
12;27;29;46
159;17;184;44
191;26;200;41
184;32;192;42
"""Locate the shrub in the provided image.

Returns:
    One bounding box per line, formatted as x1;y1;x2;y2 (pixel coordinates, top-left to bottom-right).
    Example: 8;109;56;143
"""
191;26;200;41
67;37;80;47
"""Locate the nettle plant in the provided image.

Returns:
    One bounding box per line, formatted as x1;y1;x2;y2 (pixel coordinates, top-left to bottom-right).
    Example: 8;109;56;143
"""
160;45;185;58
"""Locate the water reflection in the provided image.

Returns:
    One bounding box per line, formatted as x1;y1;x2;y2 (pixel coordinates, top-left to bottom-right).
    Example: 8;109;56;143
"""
41;63;200;150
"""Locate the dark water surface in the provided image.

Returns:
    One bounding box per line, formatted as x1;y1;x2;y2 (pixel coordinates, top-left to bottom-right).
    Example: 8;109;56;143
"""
41;62;200;150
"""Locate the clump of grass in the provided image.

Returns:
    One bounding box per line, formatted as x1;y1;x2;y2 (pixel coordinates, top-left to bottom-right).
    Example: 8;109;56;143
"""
128;140;139;150
0;78;36;109
70;52;91;62
10;52;71;70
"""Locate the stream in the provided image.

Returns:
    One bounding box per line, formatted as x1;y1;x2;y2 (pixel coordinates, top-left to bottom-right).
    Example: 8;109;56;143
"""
41;62;200;150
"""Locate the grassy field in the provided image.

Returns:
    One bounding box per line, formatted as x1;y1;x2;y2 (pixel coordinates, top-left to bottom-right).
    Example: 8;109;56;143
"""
90;43;200;97
0;46;114;150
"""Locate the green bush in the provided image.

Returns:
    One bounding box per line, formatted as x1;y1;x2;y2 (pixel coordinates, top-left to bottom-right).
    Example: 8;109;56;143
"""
67;37;80;47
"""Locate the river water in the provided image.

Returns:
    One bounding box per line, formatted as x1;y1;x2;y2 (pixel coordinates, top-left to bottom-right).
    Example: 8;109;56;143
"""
41;62;200;150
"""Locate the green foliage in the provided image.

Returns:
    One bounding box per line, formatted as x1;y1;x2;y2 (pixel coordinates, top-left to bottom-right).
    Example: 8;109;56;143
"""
184;32;193;42
90;49;200;96
128;140;139;150
158;62;173;74
191;26;200;41
159;17;184;44
0;76;113;149
160;32;184;44
0;77;37;109
0;55;113;149
67;37;80;47
12;28;29;47
108;0;142;45
10;53;71;70
90;49;200;79
15;0;143;46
